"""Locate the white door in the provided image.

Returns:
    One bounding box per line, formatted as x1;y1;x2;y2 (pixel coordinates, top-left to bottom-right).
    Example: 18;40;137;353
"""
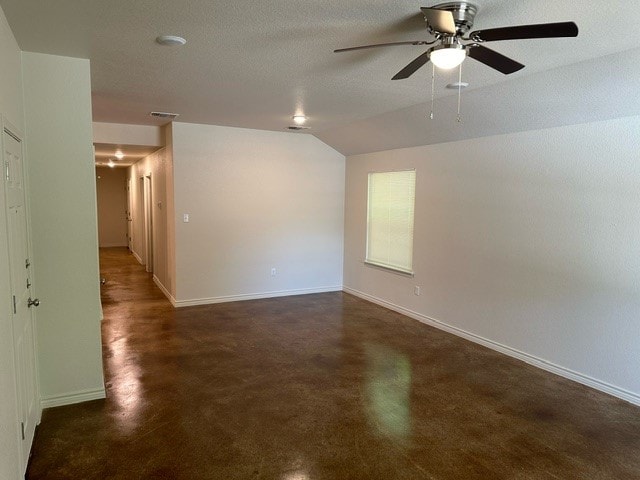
4;127;39;472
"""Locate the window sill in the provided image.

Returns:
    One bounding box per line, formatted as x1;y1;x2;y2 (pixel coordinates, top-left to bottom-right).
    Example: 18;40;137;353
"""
364;261;414;277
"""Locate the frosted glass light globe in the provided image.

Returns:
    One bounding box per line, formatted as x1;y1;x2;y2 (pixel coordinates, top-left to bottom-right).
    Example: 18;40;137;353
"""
430;47;466;70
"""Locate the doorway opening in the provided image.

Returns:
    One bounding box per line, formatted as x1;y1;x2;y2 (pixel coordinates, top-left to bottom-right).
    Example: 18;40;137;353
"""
93;142;171;305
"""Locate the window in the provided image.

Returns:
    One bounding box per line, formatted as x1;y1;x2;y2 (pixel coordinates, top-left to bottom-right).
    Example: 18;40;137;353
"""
366;170;416;274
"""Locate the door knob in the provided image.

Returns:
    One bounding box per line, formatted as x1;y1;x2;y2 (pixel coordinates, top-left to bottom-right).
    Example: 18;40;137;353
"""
27;297;40;308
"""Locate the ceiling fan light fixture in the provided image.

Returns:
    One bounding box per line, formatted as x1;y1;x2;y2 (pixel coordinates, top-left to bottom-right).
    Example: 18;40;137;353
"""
429;44;466;70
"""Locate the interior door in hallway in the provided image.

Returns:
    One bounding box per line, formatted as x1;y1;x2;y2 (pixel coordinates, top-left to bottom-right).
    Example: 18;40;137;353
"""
3;127;39;473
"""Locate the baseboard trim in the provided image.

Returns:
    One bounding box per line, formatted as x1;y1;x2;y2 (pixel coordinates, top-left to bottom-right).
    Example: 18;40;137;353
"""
99;243;128;248
343;286;640;407
153;275;177;306
175;285;343;308
40;387;106;409
131;251;143;265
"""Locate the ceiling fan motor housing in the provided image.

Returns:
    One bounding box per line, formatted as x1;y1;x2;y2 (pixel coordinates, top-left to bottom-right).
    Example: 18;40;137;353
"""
430;2;478;35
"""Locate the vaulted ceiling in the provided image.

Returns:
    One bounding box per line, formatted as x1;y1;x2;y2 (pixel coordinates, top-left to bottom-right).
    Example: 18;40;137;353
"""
2;0;640;155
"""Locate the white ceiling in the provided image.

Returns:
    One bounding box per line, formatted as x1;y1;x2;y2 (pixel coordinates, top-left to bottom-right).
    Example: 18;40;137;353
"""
2;0;639;155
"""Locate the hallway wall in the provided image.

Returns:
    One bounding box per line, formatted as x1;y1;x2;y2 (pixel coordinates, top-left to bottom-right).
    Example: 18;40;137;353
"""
96;167;128;247
23;52;105;407
93;122;163;147
127;145;173;295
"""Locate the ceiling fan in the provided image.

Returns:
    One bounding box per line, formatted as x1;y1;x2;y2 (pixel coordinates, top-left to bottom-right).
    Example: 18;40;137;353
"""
334;2;578;80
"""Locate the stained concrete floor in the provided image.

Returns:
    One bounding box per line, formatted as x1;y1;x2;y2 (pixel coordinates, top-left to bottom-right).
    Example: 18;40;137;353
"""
26;247;640;479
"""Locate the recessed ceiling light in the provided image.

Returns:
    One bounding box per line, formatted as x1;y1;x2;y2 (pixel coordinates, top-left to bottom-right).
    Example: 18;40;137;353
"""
114;151;124;160
156;35;186;46
446;82;469;90
292;115;307;125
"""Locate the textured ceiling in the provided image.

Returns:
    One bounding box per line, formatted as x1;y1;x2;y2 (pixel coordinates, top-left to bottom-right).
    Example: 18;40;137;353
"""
2;0;639;154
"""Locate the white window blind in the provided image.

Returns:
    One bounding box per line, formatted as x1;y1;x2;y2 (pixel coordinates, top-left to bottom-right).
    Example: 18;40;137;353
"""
366;170;416;274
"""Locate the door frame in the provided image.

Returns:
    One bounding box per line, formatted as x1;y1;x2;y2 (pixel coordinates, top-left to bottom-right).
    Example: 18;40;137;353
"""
126;178;132;251
143;173;153;273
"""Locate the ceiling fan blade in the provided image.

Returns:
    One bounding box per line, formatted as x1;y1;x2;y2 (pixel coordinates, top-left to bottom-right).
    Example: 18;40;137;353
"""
420;7;456;35
392;51;431;80
467;45;524;74
334;40;431;53
469;21;578;42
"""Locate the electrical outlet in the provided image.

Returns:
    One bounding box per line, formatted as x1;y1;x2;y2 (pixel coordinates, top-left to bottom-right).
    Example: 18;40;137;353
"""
271;268;277;276
414;286;420;296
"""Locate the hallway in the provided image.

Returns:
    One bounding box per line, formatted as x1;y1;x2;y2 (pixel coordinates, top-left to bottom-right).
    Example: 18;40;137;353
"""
27;248;640;479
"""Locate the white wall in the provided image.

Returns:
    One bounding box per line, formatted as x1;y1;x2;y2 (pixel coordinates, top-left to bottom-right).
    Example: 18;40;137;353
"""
96;167;127;247
93;122;163;147
0;5;24;479
22;52;105;406
344;115;640;404
127;145;173;295
172;123;345;305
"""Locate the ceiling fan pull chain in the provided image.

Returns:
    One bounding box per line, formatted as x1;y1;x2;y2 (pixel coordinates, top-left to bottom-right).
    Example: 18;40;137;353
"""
429;64;436;120
456;63;463;123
